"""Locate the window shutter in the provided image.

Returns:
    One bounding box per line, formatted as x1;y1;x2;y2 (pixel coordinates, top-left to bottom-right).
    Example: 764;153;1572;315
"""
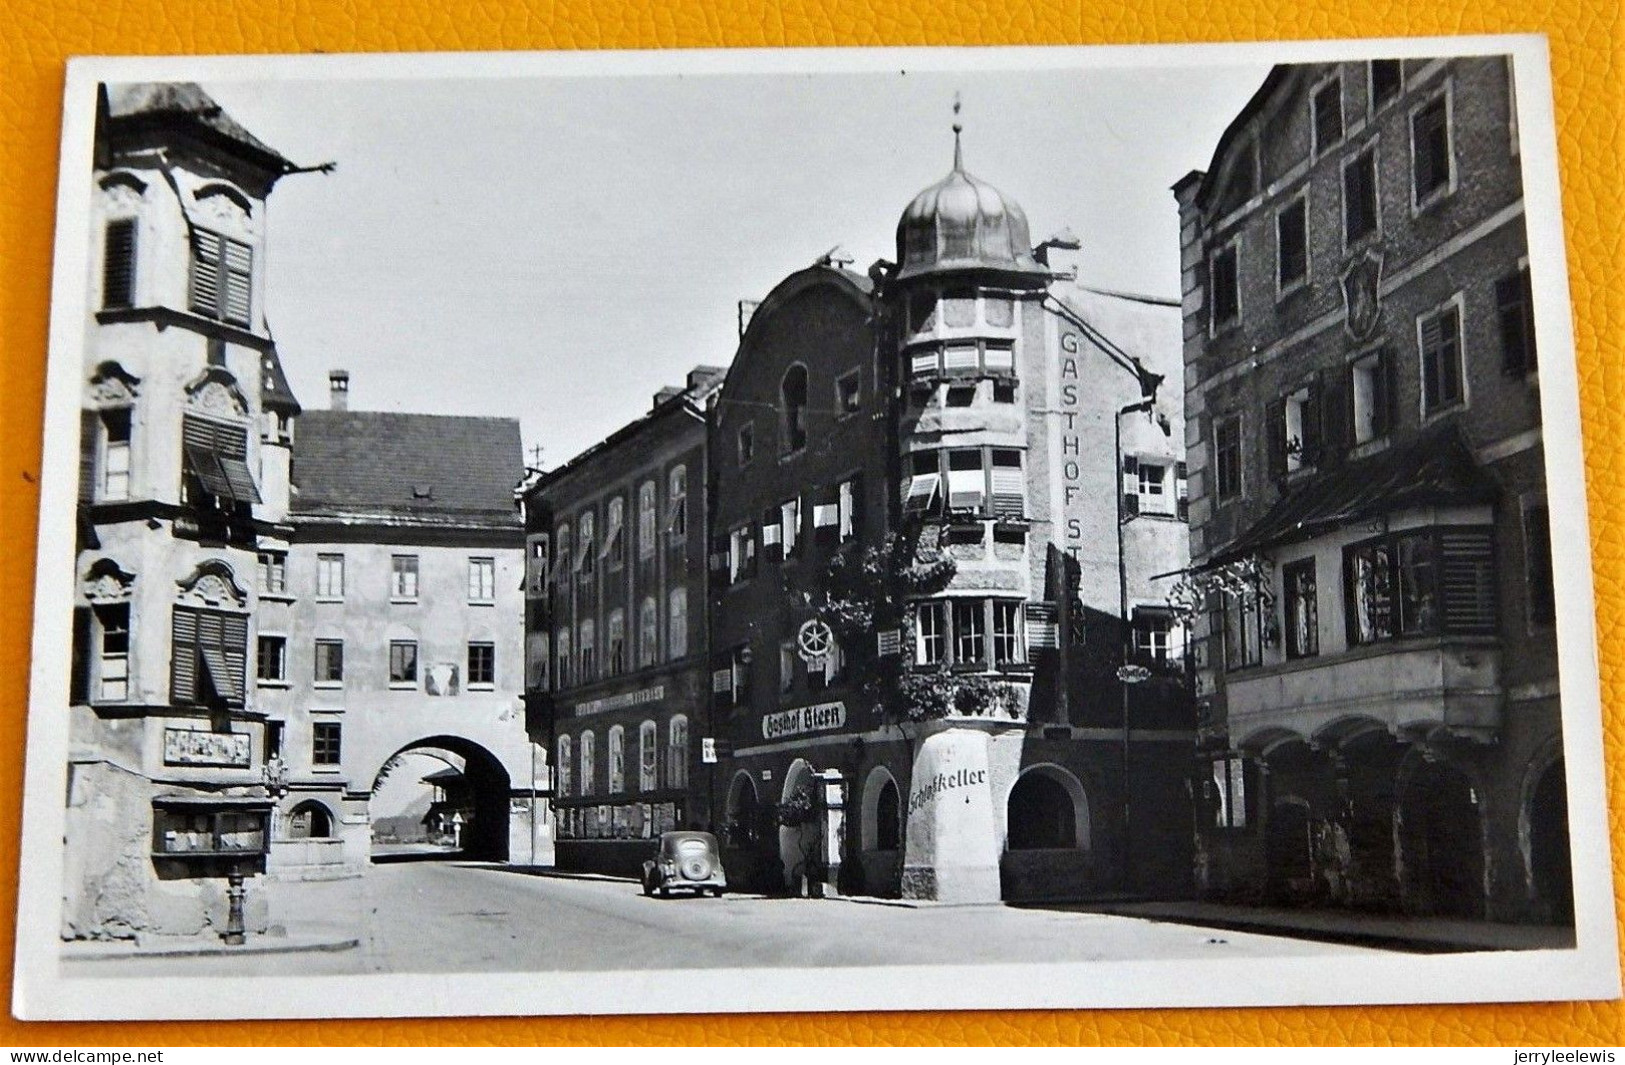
190;232;222;317
1301;383;1324;466
102;219;136;309
1265;398;1287;480
79;410;99;508
171;607;198;704
990;458;1023;520
1376;346;1399;437
223;239;252;326
1175;461;1189;521
1525;506;1555;624
1316;373;1346;468
1498;271;1536;377
1440;529;1496;634
1121;454;1139;508
1024;603;1059;651
70;606;92;704
222;613;248;704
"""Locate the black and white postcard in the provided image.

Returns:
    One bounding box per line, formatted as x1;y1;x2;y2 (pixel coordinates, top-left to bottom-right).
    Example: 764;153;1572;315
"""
13;36;1618;1020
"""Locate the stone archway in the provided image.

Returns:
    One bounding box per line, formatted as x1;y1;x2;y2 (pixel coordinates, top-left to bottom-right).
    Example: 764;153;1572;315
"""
1265;797;1314;901
860;766;901;853
370;736;514;862
287;800;334;839
778;758;821;891
1005;764;1089;851
1527;758;1572;923
1397;758;1485;918
724;770;761;848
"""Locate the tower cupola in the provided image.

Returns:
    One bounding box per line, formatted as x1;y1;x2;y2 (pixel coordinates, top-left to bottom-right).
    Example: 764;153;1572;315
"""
894;124;1049;284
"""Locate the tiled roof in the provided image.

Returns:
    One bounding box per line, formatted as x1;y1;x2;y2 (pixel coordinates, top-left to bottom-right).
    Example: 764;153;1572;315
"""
1207;422;1497;566
292;410;522;524
105;82;295;171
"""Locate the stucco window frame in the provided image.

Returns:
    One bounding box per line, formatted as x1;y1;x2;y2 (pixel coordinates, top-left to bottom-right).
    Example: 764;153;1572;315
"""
315;553;345;603
1368;58;1405;116
1339;139;1382;254
389;553;420;604
1408;80;1457;217
1274;190;1311;300
1417;292;1469;422
1212;412;1244;503
1207;237;1242;338
96;406;134;503
255;631;289;687
1310;71;1345;159
388;639;420;689
467;640;496;690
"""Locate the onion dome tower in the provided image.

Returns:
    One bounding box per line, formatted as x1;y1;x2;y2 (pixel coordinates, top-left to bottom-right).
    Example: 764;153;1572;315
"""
888;113;1057;904
894;125;1051;285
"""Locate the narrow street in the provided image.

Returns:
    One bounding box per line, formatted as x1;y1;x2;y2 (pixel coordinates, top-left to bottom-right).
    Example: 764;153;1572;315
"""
64;861;1381;980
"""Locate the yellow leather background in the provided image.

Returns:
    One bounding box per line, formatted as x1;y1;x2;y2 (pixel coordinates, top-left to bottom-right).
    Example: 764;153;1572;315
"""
0;0;1619;1047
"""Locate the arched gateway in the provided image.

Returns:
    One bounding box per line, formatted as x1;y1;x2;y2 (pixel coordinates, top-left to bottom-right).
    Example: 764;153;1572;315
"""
365;736;531;863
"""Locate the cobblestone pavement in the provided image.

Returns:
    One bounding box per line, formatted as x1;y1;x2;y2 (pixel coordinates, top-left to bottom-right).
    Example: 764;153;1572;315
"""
61;859;1383;979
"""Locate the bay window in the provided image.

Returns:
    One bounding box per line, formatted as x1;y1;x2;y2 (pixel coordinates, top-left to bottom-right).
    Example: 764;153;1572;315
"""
915;598;1026;669
1344;526;1495;646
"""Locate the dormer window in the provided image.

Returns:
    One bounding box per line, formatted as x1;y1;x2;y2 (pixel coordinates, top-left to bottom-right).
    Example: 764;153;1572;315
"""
781;365;808;454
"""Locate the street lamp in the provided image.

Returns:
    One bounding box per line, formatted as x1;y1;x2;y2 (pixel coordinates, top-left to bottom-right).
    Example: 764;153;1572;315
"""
1114;395;1166;894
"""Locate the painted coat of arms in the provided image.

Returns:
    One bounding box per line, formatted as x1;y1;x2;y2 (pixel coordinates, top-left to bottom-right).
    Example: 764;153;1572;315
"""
1341;249;1384;341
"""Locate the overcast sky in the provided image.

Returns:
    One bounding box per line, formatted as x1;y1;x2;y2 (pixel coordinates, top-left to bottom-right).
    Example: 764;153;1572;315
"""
203;60;1268;466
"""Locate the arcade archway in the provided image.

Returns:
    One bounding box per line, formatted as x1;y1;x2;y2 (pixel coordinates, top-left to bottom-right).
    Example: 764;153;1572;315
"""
1528;758;1572;923
1398;759;1485;918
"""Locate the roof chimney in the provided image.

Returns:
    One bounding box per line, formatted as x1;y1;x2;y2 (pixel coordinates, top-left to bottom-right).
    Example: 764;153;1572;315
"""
329;370;350;411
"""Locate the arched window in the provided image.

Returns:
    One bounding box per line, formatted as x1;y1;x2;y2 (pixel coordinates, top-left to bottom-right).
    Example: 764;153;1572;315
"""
579;619;596;681
579;730;596;796
668;587;689;659
555;627;572;689
638;596;659;668
607;725;625;793
577;511;595;577
604;496;625;570
606;608;625;676
667;465;688;539
781;365;809;453
556;734;573;798
287;801;332;839
553;524;571;587
637;481;657;559
1007;769;1085;850
667;715;689;790
639;720;658;792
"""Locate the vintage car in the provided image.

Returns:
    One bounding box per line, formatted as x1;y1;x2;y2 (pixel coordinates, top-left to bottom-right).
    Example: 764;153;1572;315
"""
641;831;727;898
